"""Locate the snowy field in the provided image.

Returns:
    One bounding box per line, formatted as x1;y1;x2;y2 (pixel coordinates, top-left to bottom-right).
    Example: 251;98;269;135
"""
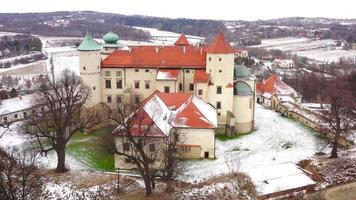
253;37;356;63
181;105;327;183
133;26;205;45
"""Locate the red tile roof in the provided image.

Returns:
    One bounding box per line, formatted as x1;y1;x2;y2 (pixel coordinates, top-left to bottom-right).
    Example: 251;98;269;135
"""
206;32;235;54
226;83;234;88
101;45;206;68
194;70;209;83
113;91;217;138
156;92;192;108
257;75;297;98
156;69;180;81
174;34;190;46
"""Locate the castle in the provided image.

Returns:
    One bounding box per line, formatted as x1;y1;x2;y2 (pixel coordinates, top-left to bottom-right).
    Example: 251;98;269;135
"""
78;31;256;135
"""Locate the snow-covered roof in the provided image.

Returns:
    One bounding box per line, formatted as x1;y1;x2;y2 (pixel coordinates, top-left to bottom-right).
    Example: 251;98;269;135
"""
0;94;37;115
156;69;180;81
244;162;315;196
113;91;217;137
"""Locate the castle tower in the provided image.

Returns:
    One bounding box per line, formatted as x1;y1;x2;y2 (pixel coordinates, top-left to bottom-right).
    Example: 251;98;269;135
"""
233;64;256;134
78;34;102;106
205;33;235;130
101;31;121;59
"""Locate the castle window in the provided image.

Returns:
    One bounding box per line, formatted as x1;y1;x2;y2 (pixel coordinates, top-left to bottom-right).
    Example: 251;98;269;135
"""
198;89;203;95
105;71;111;77
179;83;183;91
23;112;27;117
219;70;222;73
217;86;222;94
164;86;170;93
249;98;252;109
107;96;112;104
145;69;149;72
145;81;150;89
123;143;130;151
135;69;139;72
93;86;96;90
216;101;221;109
83;66;86;70
134;81;140;89
116;80;123;89
116;71;122;77
3;116;7;122
134;96;140;104
219;58;222;62
149;144;156;152
209;57;211;61
217;112;221;116
14;114;18;119
186;70;190;73
189;84;194;91
97;66;99;69
116;96;123;104
105;80;111;89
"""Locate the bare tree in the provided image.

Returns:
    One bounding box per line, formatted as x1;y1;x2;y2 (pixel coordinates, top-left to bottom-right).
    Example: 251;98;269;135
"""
0;148;42;200
24;69;98;172
107;103;180;196
325;78;355;158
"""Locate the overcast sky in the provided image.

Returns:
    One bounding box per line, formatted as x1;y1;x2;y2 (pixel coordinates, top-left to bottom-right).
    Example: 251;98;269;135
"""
1;0;355;21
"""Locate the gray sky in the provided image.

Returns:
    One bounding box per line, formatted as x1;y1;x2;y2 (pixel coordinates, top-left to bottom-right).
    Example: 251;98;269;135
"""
1;0;355;21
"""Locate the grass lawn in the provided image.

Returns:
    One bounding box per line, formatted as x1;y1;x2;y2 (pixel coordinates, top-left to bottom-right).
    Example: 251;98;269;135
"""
67;126;116;172
216;133;250;141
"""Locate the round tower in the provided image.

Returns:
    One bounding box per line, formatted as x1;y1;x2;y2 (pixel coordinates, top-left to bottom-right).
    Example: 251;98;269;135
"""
232;64;255;134
101;31;121;59
78;34;102;106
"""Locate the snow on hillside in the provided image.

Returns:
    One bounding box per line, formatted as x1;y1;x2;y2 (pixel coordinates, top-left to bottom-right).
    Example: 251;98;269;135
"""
180;105;327;183
254;37;356;63
133;26;204;45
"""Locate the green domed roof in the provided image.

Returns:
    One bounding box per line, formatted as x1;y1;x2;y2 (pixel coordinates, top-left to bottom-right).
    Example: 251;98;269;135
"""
234;81;253;96
77;34;101;51
234;64;251;79
103;31;119;44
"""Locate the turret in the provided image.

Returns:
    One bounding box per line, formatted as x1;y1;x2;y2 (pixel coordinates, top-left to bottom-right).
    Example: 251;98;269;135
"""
101;31;121;59
78;34;102;106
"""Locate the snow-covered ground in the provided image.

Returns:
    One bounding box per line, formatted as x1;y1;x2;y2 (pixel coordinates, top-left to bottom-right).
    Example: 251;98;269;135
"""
253;37;356;63
133;26;205;45
0;123;85;170
181;105;327;183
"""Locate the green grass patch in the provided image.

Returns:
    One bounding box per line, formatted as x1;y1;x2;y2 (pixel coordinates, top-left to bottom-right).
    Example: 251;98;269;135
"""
67;126;116;172
216;133;250;141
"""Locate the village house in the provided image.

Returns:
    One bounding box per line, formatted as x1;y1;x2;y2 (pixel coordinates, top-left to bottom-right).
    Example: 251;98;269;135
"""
256;74;300;107
272;59;295;69
113;91;217;170
78;31;256;135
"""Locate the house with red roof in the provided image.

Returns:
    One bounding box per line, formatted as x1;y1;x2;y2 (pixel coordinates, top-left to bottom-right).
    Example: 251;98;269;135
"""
256;74;299;107
78;31;256;136
113;91;217;169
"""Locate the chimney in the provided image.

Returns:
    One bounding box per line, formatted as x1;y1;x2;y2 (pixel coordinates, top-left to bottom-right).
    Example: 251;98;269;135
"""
128;47;132;53
155;47;159;53
200;47;203;54
183;46;186;54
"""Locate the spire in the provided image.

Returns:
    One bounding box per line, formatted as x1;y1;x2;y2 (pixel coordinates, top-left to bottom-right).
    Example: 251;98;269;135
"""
77;33;101;51
206;32;234;54
174;34;190;46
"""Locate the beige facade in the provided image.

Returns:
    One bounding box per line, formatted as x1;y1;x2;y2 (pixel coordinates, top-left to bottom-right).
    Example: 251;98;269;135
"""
78;33;256;136
79;51;102;106
206;53;234;126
